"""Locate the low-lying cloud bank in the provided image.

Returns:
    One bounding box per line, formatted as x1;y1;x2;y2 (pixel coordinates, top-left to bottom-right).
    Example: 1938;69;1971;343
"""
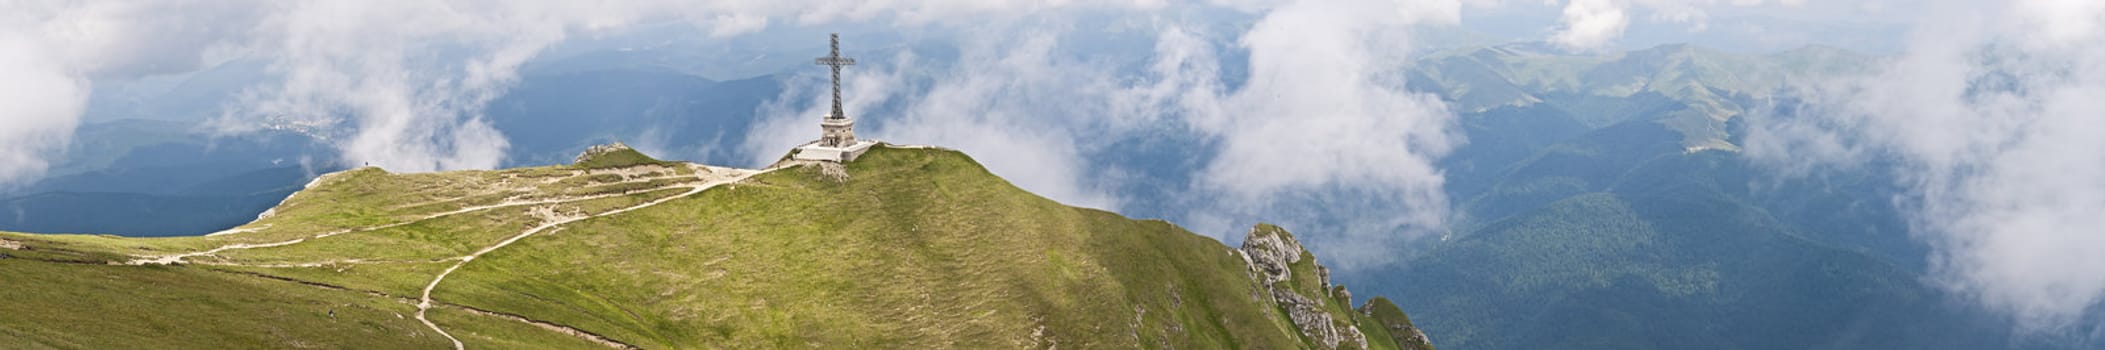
1746;0;2105;331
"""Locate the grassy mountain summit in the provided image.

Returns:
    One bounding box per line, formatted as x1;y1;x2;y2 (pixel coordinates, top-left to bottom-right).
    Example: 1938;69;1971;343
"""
0;144;1433;349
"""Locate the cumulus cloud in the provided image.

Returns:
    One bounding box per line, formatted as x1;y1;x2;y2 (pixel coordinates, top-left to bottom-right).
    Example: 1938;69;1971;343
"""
0;33;83;186
1551;0;1632;50
1177;0;1463;268
217;1;628;171
1747;0;2105;330
1546;0;1812;50
0;1;260;186
865;37;1134;211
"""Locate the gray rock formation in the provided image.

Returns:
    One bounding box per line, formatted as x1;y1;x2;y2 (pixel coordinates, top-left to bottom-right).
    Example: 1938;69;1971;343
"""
1239;224;1369;350
1241;226;1303;285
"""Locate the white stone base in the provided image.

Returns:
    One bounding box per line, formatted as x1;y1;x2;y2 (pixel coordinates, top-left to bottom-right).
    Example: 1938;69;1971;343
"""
793;140;877;162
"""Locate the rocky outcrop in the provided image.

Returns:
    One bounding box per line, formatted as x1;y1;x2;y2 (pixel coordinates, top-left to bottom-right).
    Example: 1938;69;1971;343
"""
1360;297;1436;350
1239;224;1369;350
575;142;634;164
1241;225;1303;285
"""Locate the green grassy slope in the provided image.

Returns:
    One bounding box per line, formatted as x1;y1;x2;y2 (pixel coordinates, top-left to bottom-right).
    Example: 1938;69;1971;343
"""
1360;297;1434;350
435;147;1407;348
0;261;449;349
0;145;1432;349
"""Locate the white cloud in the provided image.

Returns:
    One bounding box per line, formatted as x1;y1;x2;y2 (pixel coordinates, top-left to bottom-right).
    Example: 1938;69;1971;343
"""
0;1;260;186
218;1;602;171
1546;0;1817;50
1747;0;2105;330
1552;0;1631;50
867;39;1132;211
0;33;84;186
1176;0;1463;268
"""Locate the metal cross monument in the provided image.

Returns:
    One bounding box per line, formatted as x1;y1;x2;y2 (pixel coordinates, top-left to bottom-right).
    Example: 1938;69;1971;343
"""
814;33;856;120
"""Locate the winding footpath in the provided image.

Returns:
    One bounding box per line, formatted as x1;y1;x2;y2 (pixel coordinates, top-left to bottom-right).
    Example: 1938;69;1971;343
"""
415;165;770;350
123;158;820;348
128;172;706;266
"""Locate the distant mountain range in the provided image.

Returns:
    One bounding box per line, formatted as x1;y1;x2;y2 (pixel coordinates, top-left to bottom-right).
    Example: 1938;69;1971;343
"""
1355;43;2087;349
1409;43;1874;152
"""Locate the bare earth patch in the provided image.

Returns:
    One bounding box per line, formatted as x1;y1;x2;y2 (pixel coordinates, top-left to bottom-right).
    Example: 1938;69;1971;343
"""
0;239;20;250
